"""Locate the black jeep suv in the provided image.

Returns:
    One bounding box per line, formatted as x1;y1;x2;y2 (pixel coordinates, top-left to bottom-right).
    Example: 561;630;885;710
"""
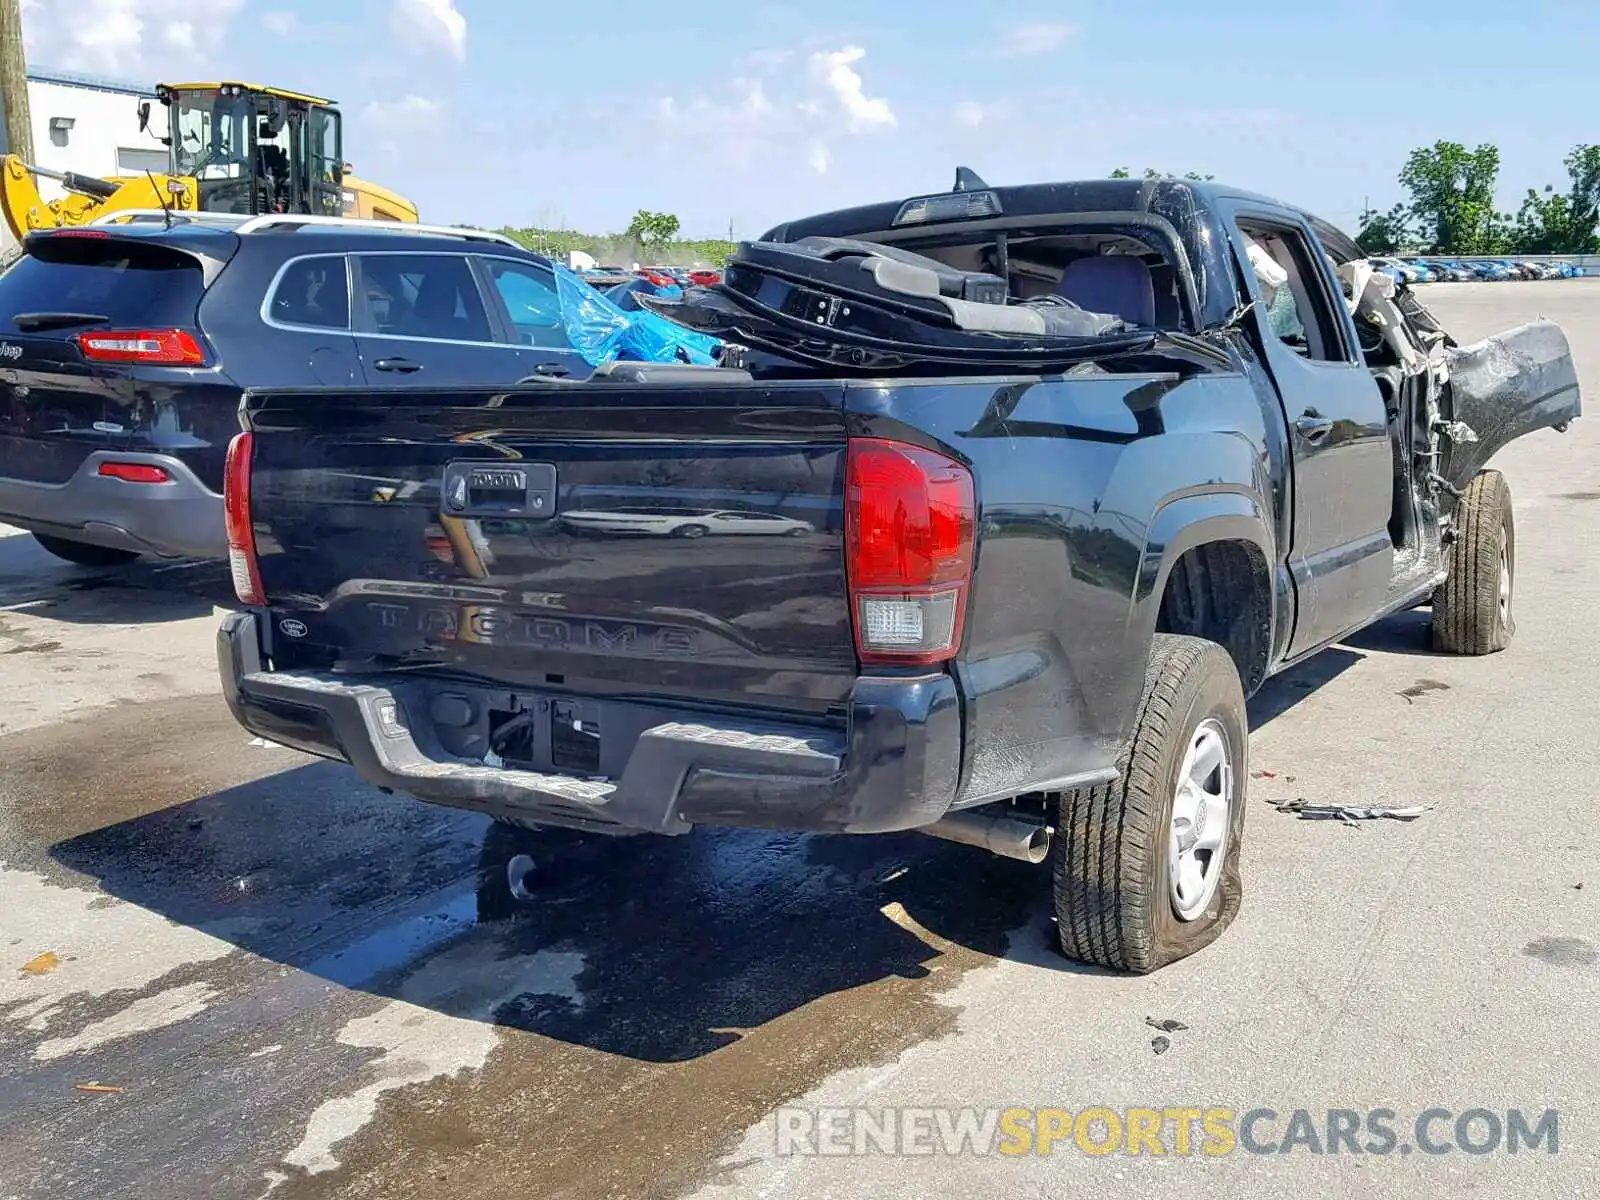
0;216;588;564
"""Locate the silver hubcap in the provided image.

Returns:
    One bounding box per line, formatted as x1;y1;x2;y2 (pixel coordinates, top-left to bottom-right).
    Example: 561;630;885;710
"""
1498;545;1512;625
1169;720;1233;922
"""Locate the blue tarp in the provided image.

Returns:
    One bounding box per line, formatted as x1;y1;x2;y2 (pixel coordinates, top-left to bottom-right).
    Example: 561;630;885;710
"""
604;278;683;312
552;266;719;366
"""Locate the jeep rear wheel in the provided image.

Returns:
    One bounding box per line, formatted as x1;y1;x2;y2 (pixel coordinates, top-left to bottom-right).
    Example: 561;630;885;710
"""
1432;469;1515;655
1053;634;1248;973
32;534;139;568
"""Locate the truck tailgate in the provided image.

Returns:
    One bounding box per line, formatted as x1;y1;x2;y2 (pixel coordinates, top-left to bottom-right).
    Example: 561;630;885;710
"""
244;382;858;711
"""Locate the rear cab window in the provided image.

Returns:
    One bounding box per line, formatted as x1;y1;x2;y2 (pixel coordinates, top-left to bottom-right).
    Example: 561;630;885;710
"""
352;253;493;342
0;236;206;334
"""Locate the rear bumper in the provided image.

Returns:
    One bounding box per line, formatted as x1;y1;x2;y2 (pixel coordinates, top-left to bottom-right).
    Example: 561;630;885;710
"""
0;450;225;559
218;611;962;836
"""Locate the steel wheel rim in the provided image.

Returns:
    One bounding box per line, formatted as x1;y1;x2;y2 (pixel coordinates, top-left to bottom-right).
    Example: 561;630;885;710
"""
1169;719;1233;922
1498;543;1512;625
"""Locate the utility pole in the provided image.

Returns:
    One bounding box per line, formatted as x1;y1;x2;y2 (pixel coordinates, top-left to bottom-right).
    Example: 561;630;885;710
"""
0;0;35;163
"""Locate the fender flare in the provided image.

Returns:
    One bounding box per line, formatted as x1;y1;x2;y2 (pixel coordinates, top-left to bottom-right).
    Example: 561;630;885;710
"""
1126;487;1278;687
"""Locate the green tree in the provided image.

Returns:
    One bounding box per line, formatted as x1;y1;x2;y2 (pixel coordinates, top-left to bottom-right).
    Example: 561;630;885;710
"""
1512;144;1600;254
625;210;682;249
1355;203;1412;255
1109;168;1213;181
1399;141;1508;254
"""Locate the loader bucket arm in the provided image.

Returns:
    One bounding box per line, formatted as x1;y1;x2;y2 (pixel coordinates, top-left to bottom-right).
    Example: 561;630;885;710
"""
2;155;196;239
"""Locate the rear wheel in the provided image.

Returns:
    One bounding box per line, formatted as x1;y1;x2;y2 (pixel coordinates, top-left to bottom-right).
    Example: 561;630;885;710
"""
1053;634;1248;973
1432;469;1515;655
673;524;709;539
31;534;139;568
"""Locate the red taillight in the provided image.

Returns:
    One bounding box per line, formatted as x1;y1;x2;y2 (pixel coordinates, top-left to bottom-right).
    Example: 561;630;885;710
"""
844;437;976;666
224;432;264;605
75;329;206;365
97;461;172;484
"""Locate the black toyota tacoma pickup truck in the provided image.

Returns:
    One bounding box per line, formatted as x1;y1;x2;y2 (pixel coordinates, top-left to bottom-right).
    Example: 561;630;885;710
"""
217;176;1580;972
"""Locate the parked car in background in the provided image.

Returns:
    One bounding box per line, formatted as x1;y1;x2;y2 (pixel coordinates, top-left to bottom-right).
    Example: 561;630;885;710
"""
1370;257;1428;284
637;267;687;288
1496;260;1540;280
0;217;598;564
687;268;723;287
1412;259;1467;282
582;266;635;288
559;507;814;538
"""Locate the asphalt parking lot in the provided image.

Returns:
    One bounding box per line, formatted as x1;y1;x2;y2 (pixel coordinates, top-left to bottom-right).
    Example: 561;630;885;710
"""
2;281;1597;1200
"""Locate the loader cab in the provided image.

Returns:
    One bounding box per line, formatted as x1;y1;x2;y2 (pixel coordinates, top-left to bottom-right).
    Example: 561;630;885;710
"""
158;83;345;219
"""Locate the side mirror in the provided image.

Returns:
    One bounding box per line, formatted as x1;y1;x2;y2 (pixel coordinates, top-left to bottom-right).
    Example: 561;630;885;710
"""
137;100;152;133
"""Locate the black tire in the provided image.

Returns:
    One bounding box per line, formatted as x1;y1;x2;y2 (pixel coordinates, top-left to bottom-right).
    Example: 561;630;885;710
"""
1432;469;1515;655
673;524;709;539
31;534;139;567
1054;634;1248;973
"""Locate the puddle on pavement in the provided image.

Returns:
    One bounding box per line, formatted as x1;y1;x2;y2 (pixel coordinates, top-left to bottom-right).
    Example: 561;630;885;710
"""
266;824;1045;1200
5;691;1050;1200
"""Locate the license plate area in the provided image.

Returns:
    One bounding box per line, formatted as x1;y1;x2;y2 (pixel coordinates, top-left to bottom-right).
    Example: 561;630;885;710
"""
441;460;557;518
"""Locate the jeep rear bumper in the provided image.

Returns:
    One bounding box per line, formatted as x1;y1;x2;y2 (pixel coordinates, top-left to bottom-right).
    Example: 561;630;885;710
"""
0;451;225;559
218;610;962;836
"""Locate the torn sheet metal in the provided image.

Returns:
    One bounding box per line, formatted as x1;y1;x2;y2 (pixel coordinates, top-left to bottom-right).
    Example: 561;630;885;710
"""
1441;320;1581;490
605;277;684;312
1267;798;1436;826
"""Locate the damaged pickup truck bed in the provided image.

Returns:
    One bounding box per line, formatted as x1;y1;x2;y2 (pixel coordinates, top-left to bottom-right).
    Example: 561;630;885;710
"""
217;175;1580;972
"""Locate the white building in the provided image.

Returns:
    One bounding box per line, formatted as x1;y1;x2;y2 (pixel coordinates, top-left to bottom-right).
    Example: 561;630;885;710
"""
1;68;166;248
22;68;167;188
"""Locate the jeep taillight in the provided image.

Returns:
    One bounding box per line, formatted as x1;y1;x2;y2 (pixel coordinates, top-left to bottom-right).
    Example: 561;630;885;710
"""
844;437;975;666
75;328;206;365
224;432;264;605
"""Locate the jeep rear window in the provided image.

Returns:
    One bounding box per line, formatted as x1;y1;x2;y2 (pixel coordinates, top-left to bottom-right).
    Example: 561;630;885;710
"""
0;238;206;333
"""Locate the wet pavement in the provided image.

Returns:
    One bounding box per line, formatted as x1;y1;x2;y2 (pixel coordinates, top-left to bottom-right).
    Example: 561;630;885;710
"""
0;693;1045;1199
2;284;1599;1199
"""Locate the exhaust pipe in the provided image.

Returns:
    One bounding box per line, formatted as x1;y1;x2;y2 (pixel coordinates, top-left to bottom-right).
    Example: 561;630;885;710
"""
920;811;1052;863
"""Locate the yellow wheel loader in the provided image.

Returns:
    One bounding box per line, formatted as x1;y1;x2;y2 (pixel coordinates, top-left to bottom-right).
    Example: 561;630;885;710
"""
2;82;417;240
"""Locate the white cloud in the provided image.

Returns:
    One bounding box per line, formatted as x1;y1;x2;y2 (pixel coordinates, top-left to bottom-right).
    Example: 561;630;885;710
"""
654;43;896;178
392;0;467;62
162;20;194;51
808;46;896;133
954;102;986;129
21;0;243;77
360;94;445;157
1000;21;1077;56
364;94;444;129
261;10;299;36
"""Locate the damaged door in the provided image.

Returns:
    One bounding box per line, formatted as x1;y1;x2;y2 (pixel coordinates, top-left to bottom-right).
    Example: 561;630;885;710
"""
1226;210;1395;657
1439;320;1581;492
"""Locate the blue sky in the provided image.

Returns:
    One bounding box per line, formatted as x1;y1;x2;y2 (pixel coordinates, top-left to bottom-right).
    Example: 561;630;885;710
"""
21;0;1600;238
